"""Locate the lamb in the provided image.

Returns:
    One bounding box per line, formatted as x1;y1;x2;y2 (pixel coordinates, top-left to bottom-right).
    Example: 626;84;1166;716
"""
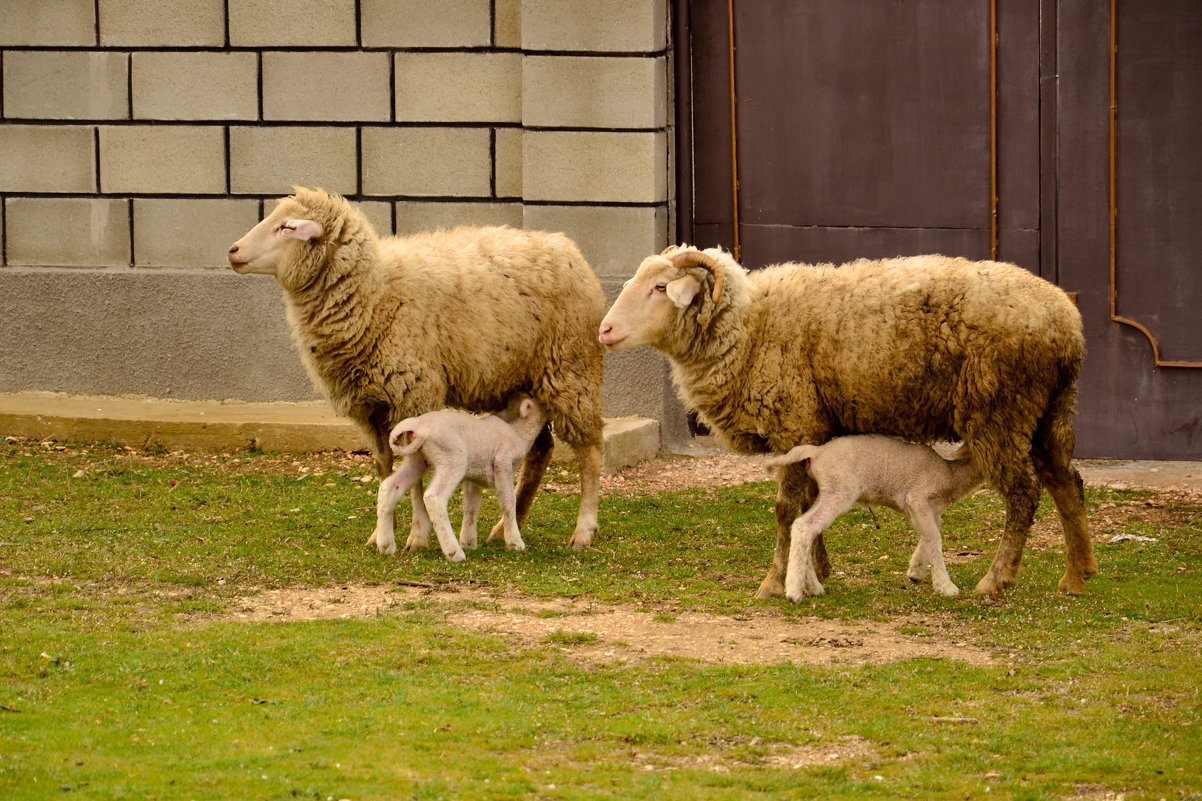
762;437;983;600
369;396;547;561
599;245;1098;598
228;187;607;551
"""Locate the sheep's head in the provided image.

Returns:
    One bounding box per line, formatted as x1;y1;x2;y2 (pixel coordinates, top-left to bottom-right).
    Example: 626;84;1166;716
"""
227;187;359;290
598;245;734;352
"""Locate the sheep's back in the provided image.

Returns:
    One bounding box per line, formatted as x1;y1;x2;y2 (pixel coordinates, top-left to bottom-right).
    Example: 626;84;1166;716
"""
746;255;1083;443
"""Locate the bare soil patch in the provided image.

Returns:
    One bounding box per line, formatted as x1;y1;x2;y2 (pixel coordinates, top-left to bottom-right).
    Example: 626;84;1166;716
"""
227;582;998;667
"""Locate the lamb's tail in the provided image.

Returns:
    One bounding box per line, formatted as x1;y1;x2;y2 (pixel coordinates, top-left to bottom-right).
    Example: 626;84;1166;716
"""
389;422;425;457
762;444;820;472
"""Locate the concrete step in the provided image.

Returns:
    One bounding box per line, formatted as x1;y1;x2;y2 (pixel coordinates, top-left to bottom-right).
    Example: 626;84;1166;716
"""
0;392;660;475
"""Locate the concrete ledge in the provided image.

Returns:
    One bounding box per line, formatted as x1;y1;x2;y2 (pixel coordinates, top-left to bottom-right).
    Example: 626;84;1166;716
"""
0;392;660;474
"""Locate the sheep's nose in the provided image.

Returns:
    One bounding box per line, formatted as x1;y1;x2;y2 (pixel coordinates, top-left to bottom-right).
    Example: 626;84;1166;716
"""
228;244;239;255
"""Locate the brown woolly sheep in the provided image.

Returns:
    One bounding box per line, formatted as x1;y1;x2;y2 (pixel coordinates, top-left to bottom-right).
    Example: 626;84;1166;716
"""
599;246;1097;598
228;187;607;550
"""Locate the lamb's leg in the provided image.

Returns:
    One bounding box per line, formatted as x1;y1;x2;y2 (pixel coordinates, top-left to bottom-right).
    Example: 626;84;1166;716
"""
369;457;424;555
757;462;824;599
493;463;526;552
459;481;482;551
403;476;433;552
975;451;1040;595
487;425;553;543
785;491;853;601
906;503;959;597
423;471;467;563
568;440;602;549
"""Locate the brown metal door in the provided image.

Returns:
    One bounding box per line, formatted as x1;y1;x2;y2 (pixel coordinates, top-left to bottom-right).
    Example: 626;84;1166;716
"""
677;0;1202;458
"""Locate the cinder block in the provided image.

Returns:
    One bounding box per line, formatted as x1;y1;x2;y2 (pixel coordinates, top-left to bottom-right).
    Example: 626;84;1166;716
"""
132;52;258;120
522;131;667;203
229;0;356;46
133;198;262;269
263;52;391;122
523;55;666;129
98;0;224;46
99;126;225;194
0;0;95;46
494;128;523;199
494;0;521;48
229;127;359;196
361;128;492;198
360;0;491;47
0;125;95;192
394;53;520;124
394;202;522;236
5;197;130;268
522;0;667;53
524;205;666;278
3;51;128;120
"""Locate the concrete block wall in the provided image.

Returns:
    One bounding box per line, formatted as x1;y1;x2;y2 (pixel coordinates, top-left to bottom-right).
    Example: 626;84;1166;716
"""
0;0;686;444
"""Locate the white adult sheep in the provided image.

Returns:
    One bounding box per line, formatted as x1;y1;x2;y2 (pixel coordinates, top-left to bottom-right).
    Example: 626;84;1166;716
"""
762;437;983;599
370;395;547;562
599;245;1097;598
228;187;607;550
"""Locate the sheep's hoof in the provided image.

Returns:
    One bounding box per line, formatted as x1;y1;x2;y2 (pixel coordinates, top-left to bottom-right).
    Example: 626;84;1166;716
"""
486;521;506;543
934;582;960;597
567;532;592;550
444;549;467;563
755;571;786;600
506;539;526;552
972;571;1015;596
403;538;429;553
1057;570;1087;595
368;530;396;555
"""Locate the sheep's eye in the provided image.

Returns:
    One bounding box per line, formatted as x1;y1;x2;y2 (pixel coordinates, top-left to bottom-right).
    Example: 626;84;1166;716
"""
653;283;667;293
276;223;293;234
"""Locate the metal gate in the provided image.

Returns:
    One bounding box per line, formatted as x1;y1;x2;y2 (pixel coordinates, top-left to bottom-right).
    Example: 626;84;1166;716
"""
675;0;1202;459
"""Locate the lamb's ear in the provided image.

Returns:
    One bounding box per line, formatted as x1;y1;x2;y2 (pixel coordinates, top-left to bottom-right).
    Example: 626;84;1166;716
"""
665;275;702;308
280;219;323;241
519;398;537;418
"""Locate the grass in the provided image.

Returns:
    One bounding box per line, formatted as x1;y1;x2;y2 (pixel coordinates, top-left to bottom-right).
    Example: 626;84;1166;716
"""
1;440;1200;800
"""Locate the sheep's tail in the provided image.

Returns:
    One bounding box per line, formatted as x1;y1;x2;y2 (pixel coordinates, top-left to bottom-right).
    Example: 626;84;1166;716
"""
762;444;820;473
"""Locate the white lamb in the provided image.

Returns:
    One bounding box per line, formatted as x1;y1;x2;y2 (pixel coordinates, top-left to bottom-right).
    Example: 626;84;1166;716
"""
369;396;547;562
763;436;983;600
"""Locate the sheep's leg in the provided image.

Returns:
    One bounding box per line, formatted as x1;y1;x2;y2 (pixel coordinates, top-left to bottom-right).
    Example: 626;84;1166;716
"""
493;462;526;552
423;472;467;563
1032;449;1098;595
568;440;602;549
369;457;425;555
906;503;958;597
403;477;434;552
487;425;553;543
785;491;852;601
974;453;1040;595
757;462;824;599
459;481;482;551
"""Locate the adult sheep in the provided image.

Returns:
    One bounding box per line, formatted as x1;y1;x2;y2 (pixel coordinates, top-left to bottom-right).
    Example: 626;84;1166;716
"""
598;245;1098;597
228;187;606;550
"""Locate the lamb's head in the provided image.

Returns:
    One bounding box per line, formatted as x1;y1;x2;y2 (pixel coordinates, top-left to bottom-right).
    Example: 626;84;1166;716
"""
227;187;369;291
599;245;741;353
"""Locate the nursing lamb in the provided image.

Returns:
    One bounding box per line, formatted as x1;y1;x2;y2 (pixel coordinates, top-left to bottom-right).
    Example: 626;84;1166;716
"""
763;437;983;599
370;396;546;562
599;246;1097;598
228;187;606;550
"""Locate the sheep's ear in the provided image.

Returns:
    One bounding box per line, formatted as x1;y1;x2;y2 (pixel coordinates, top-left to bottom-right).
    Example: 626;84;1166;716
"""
665;275;702;308
280;218;323;241
519;398;537;418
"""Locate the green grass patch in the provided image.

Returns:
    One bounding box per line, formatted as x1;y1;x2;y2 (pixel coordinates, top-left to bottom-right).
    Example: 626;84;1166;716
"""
1;441;1200;799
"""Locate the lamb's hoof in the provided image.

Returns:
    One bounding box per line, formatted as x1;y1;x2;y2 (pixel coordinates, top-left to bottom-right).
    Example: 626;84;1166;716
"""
1082;557;1101;580
934;583;960;597
460;537;479;551
403;539;428;553
486;521;506;543
368;530;396;555
1057;571;1087;595
444;549;467;563
506;539;526;552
